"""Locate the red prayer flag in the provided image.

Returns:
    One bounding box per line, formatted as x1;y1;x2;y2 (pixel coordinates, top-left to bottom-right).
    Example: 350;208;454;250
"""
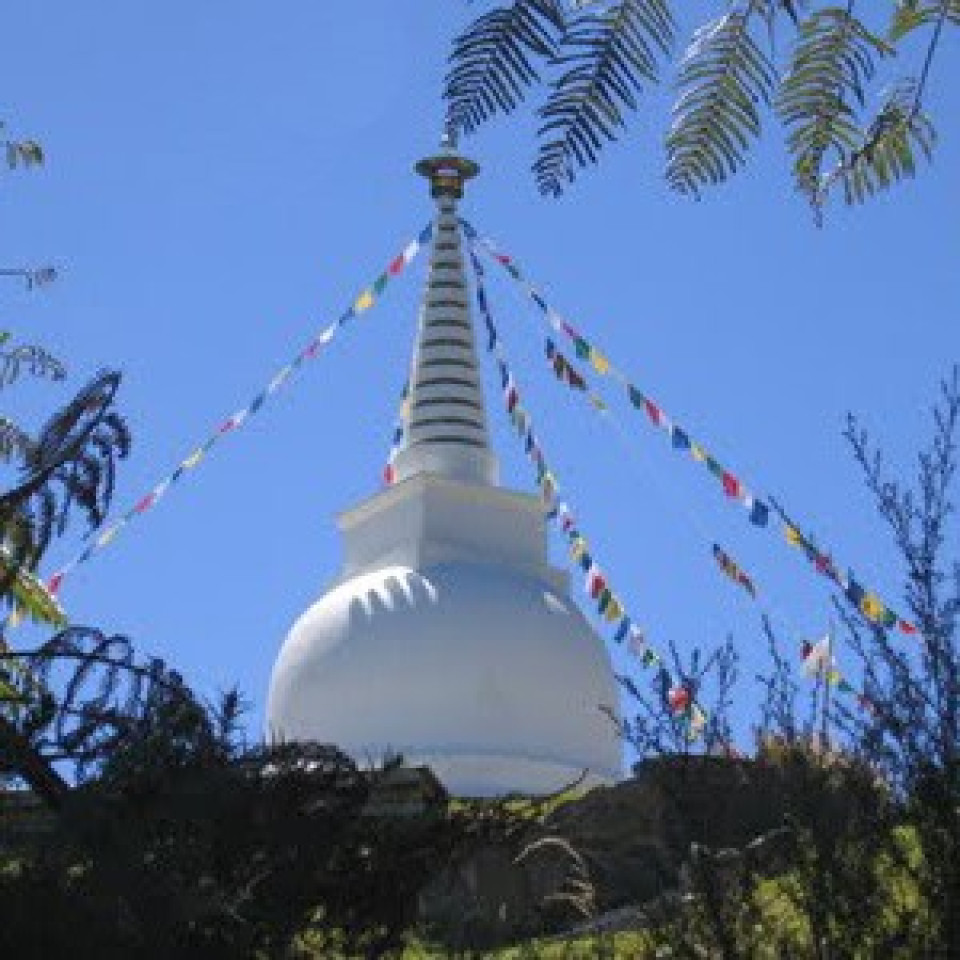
47;573;64;596
899;620;918;635
134;493;156;514
589;572;606;600
643;399;662;426
722;472;740;498
668;686;691;713
388;255;406;276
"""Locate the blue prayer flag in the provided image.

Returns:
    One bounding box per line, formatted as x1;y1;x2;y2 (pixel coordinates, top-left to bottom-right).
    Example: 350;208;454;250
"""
749;499;770;527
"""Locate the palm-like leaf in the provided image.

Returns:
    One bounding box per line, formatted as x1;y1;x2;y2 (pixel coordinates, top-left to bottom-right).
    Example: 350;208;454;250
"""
0;557;66;627
1;627;196;782
665;8;776;198
776;7;893;211
889;0;960;41
534;0;674;196
445;0;567;136
819;80;936;208
0;371;131;584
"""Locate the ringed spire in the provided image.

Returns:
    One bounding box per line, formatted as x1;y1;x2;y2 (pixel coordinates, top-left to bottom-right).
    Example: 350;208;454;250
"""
390;136;498;487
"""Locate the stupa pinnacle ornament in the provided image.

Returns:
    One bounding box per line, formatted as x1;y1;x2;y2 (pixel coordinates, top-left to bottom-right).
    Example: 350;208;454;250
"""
266;140;622;796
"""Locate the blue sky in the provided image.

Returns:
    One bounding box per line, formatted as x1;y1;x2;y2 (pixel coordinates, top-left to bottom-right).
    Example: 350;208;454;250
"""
2;2;957;755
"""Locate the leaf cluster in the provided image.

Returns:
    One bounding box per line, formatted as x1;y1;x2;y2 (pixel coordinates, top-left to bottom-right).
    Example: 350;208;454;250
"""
447;1;956;217
0;369;131;594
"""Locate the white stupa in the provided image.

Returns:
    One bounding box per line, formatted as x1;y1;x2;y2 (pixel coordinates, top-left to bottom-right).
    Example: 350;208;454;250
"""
266;140;622;796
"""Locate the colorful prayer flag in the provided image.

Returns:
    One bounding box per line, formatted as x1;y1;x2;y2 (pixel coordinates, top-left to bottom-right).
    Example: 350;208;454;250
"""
748;498;770;527
605;597;624;623
668;686;691;714
354;290;375;313
861;593;886;622
590;351;610;375
722;472;740;498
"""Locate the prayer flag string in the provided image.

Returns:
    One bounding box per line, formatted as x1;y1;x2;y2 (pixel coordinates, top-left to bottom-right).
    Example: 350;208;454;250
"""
712;544;757;599
800;636;876;716
467;238;709;744
46;224;433;595
383;379;411;486
462;221;918;639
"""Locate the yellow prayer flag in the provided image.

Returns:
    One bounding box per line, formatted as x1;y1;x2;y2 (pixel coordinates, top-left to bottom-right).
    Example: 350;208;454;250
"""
589;394;607;411
590;351;610;375
605;599;623;623
784;524;803;546
182;450;204;471
691;443;706;462
354;290;375;313
569;537;587;562
825;668;842;686
861;593;885;622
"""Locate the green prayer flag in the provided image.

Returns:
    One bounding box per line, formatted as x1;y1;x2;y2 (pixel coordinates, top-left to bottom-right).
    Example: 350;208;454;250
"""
598;587;612;614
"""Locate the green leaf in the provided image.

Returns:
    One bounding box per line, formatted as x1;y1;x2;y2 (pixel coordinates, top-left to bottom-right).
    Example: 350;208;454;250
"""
776;7;894;214
889;1;960;41
445;0;568;136
534;0;675;196
666;9;776;198
819;81;936;210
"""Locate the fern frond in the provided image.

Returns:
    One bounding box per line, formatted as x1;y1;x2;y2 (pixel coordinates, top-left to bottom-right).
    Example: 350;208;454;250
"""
0;371;130;568
819;81;936;208
0;557;66;628
889;0;960;41
445;0;567;136
665;9;776;198
534;0;674;196
776;7;894;210
0;343;67;388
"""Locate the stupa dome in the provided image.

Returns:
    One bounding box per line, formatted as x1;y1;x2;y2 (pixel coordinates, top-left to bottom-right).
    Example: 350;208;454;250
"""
268;562;621;796
266;139;622;795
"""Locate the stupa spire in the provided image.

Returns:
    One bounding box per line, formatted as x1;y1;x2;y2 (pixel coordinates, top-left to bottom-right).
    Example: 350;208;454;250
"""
390;138;499;487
